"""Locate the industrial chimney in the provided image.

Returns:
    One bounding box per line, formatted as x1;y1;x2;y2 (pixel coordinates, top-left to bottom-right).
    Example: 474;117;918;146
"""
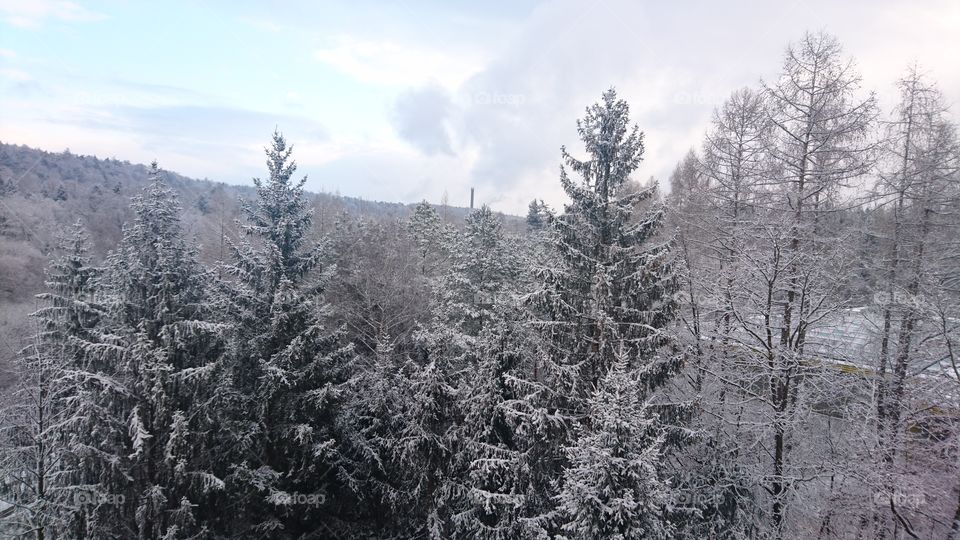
470;187;474;209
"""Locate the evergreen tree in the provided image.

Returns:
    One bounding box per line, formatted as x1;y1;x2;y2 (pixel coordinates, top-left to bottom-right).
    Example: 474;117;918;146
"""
556;357;674;540
95;162;223;539
409;200;451;277
35;220;101;343
396;339;460;539
0;326;75;539
343;206;526;537
524;88;685;532
32;221;105;538
0;222;118;539
216;131;353;536
436;206;520;346
16;220;124;539
542;88;679;391
410;206;524;535
526;199;551;230
338;330;412;535
449;318;544;539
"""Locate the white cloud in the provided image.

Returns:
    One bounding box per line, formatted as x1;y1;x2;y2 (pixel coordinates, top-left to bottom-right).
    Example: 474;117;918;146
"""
0;68;30;81
391;84;454;156
4;0;960;216
0;0;105;28
314;36;486;89
384;0;960;213
0;48;15;58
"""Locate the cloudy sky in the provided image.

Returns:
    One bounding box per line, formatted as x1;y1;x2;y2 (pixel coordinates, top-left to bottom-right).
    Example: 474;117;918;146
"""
1;0;958;213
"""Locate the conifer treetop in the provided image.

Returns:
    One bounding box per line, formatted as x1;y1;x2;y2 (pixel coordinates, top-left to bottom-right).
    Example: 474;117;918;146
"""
130;161;184;240
239;130;321;283
562;88;645;201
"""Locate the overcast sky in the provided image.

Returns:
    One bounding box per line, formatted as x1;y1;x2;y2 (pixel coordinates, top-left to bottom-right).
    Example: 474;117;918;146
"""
1;0;958;214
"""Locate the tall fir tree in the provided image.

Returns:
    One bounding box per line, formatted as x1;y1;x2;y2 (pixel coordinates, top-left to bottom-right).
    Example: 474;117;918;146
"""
556;356;674;540
413;206;528;536
526;199;551;231
439;206;520;339
409;200;452;278
524;88;685;533
339;330;413;535
29;221;105;538
449;317;544;539
216;131;354;536
95;163;224;539
542;88;679;392
35;220;101;344
0;324;75;539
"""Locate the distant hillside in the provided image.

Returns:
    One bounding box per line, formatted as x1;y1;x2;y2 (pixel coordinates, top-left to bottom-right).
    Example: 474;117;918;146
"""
0;142;513;298
0;141;519;373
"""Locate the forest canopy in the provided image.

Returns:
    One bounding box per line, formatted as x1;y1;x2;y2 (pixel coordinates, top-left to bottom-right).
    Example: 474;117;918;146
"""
0;31;959;540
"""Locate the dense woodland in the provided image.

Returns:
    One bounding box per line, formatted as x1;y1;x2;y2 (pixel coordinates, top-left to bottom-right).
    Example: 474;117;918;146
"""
0;142;506;382
0;32;959;539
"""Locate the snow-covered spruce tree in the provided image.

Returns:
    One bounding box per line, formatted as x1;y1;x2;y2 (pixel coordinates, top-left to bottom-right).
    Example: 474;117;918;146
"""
537;87;681;394
4;219;121;539
0;221;112;539
526;199;551;231
215;131;353;536
403;206;525;537
448;316;544;539
556;355;674;540
94;163;225;539
387;205;502;536
436;205;520;342
410;204;520;397
35;220;102;346
522;88;686;534
409;200;453;278
329;217;441;536
0;325;76;539
340;205;526;537
24;221;106;538
338;330;413;535
395;335;460;539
